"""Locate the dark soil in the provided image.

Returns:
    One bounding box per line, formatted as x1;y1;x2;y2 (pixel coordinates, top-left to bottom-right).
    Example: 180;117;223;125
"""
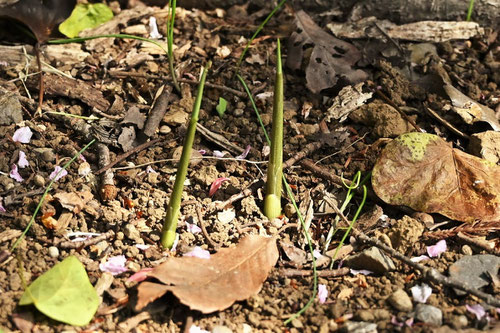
0;1;499;333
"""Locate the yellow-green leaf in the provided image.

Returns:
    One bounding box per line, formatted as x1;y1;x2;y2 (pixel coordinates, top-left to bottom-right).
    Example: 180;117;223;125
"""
59;3;113;38
19;255;99;326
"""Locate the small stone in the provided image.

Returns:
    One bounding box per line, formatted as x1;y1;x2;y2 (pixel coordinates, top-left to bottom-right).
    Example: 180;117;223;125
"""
449;254;500;295
387;288;413;312
372;309;391;321
461;245;473;256
344;246;396;274
233;108;244;117
159;125;171;134
127;261;141;272
33;174;45;187
0;89;23;125
212;325;232;333
450;315;468;329
290;319;303;329
342;321;377;333
124;224;141;241
241;324;252;333
41;149;56;162
328;303;346;318
261;114;271;126
414;304;442;326
217;209;236;224
284;203;296;218
355;310;375;322
48;246;59;258
116;231;124;240
163;109;188;125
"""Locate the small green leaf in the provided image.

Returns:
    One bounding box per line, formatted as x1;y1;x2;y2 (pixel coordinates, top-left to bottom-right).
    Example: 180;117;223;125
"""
59;3;114;38
216;97;228;117
19;255;99;326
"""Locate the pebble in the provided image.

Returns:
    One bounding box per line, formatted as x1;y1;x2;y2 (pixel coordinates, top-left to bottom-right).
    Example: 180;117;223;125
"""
116;231;124;240
342;321;377;333
450;315;468;329
233;108;244;117
414;304;442;326
212;326;232;333
123;224;141;241
159;125;171;134
284;203;296;218
48;246;59;258
388;288;413;312
41;149;56;162
449;254;500;295
344;246;396;274
33;174;45;187
461;245;473;255
127;261;141;272
355;310;375;322
290;319;303;329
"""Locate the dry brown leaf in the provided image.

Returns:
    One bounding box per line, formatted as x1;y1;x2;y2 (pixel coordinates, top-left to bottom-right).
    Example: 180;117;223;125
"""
136;235;278;313
287;10;367;94
372;133;500;223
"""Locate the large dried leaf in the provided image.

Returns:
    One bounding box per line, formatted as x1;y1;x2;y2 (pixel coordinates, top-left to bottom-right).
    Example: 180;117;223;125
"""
372;132;500;223
286;10;367;94
136;235;278;313
0;0;76;42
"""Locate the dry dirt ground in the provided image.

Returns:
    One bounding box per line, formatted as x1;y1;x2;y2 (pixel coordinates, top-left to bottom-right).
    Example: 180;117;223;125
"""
0;1;499;332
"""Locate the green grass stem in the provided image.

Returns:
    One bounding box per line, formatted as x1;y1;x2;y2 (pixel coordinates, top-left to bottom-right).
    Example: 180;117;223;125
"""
466;0;475;21
167;0;181;93
160;61;211;249
264;39;283;220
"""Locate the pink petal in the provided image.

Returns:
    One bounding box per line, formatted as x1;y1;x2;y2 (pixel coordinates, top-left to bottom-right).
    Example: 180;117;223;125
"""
213;150;226;158
9;164;23;182
127;268;153;282
411;255;430;262
78;154;87;162
99;255;128;275
198;149;206;155
12;127;33;143
146;166;157;174
313;249;322;259
183;246;210;259
466;304;486;320
411;283;432;303
0;197;6;212
17;151;29;168
49;166;68;182
350;269;373;275
186;222;201;234
427;240;447;258
236;145;251;159
209;177;230;197
391;316;404;327
317;284;328;304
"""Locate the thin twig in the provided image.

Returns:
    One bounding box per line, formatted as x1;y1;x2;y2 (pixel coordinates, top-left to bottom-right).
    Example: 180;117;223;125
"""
279;267;349;278
58;230;115;249
284;141;323;169
196;206;218;249
456;232;500;256
95;138;161;175
425;106;470;139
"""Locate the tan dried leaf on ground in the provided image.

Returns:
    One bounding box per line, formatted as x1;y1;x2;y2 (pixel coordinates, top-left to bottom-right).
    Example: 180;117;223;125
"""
286;10;367;94
372;132;500;223
136;235;279;313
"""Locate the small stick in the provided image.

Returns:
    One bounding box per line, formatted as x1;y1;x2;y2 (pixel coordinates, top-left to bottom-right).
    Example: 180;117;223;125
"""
300;159;349;187
196;206;218;249
279;267;349;278
58;230;115;249
95;138;161;175
283;141;323;169
456;231;500;256
97;143;118;201
34;42;44;116
425;106;470;139
143;84;173;138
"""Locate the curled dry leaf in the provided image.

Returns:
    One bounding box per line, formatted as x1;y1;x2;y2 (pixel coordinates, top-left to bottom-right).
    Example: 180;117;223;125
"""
136;235;278;313
0;0;76;42
287;10;367;94
372;133;500;223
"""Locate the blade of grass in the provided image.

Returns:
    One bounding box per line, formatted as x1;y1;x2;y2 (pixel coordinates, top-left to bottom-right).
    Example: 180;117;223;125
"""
10;139;96;252
466;0;475;21
167;0;181;92
160;61;211;249
234;0;286;74
264;38;283;220
237;62;317;325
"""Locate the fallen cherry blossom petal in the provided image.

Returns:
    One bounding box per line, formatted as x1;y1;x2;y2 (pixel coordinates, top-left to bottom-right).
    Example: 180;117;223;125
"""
318;284;328;304
183;246;210;259
12;127;32;143
198;149;206;155
146;165;157;174
411;255;430;262
209;177;230;197
391;316;404;327
135;244;151;251
186;222;201;234
49;166;68;181
262;145;270;157
236;145;251;159
313;249;322;259
149;16;162;39
350;269;373;275
466;304;486;320
411;283;432;303
213;150;226;158
9;164;23;182
127;268;154;282
427;240;447;258
0;197;6;212
78;154;86;162
17;151;29;168
99;255;128;275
